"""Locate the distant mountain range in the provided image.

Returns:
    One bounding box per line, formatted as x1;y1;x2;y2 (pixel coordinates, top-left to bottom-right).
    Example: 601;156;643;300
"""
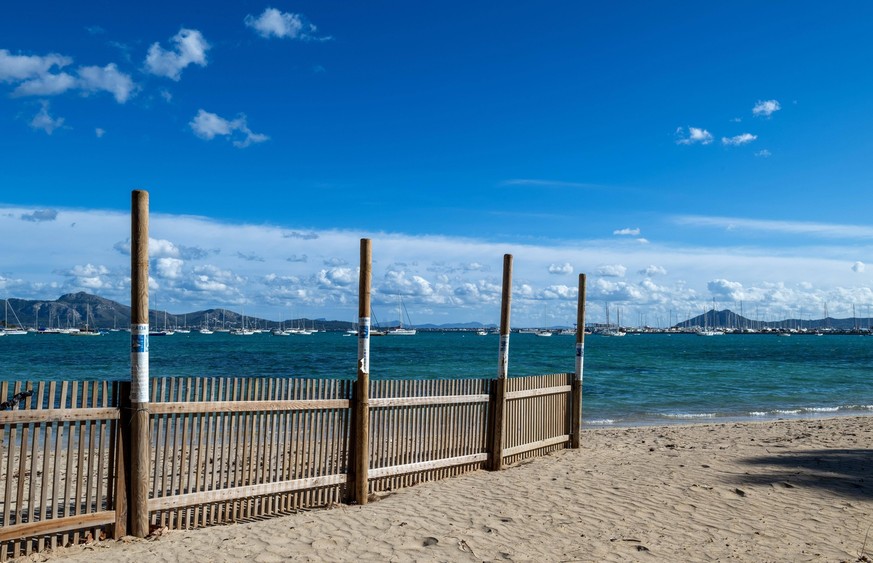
3;293;868;331
676;309;871;331
0;292;497;331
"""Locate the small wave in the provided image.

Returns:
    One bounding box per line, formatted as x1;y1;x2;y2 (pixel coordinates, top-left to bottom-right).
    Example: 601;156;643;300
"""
588;419;615;425
774;409;802;415
749;411;768;417
802;406;840;413
663;412;716;419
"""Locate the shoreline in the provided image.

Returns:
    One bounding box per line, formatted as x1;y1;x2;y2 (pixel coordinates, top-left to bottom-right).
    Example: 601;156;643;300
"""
586;407;873;428
20;415;873;562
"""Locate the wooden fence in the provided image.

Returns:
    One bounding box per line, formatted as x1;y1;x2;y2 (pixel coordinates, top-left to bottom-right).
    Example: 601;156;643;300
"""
1;372;573;560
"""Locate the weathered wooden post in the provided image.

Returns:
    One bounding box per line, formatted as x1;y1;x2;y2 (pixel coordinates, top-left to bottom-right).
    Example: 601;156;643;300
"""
127;190;150;536
350;238;372;504
488;254;512;470
571;273;586;448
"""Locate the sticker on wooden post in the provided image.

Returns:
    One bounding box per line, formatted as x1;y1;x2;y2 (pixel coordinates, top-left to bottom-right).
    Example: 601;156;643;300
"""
130;323;149;402
575;342;584;382
498;334;510;379
358;316;371;375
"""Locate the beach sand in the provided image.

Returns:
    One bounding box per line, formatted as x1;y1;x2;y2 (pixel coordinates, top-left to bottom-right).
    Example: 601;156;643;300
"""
21;416;873;562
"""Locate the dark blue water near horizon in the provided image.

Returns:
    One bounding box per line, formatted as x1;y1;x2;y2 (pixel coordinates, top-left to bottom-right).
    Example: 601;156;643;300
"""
2;330;872;427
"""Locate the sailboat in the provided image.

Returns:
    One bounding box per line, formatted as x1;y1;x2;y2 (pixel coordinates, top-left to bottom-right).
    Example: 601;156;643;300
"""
176;314;191;334
696;302;724;336
386;297;416;335
70;304;102;336
600;302;625;337
3;300;28;335
199;312;214;334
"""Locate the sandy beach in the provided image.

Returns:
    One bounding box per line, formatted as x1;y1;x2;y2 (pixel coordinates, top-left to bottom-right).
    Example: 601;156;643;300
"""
20;415;873;562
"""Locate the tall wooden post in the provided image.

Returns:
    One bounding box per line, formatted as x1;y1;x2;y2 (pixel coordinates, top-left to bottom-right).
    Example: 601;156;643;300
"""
571;273;586;448
488;254;512;470
128;190;150;536
351;238;372;504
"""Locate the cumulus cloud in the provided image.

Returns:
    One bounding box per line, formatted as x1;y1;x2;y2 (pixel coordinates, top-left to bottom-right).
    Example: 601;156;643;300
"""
144;29;210;80
189;109;269;148
77;63;136;102
707;279;745;300
548;263;573;275
597;264;627;277
381;269;435;298
154;257;184;279
30;102;64;134
852;261;865;273
614;227;640;236
65;263;110;289
0;49;72;82
244;8;329;41
721;133;757;146
675;127;713;145
316;267;356;288
752;99;781;117
1;49;135;103
13;70;77;97
20;209;58;222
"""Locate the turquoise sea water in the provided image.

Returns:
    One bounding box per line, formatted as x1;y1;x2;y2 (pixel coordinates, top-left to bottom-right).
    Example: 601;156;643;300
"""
2;330;872;427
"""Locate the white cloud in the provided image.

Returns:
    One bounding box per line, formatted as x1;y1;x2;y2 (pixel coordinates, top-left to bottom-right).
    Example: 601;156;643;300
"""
1;49;136;103
316;267;356;288
95;128;105;138
548;263;573;275
852;261;865;273
155;257;184;279
707;279;745;301
755;149;772;158
675;127;713;145
244;8;328;41
0;49;72;82
721;133;757;146
597;264;627;277
30;102;64;135
614;227;640;236
66;263;111;290
190;109;269;148
753;99;781;117
145;28;210;80
77;63;136;103
13;71;77;97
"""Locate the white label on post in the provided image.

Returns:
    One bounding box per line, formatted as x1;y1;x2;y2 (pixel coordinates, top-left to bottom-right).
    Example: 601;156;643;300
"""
498;334;510;379
130;323;149;402
575;342;584;382
358;317;370;375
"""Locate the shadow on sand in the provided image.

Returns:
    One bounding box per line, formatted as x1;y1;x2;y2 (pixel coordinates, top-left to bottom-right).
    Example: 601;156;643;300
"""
733;448;873;500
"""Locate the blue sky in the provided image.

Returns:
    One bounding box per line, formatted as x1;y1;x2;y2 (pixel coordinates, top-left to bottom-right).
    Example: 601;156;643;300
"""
2;2;873;326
